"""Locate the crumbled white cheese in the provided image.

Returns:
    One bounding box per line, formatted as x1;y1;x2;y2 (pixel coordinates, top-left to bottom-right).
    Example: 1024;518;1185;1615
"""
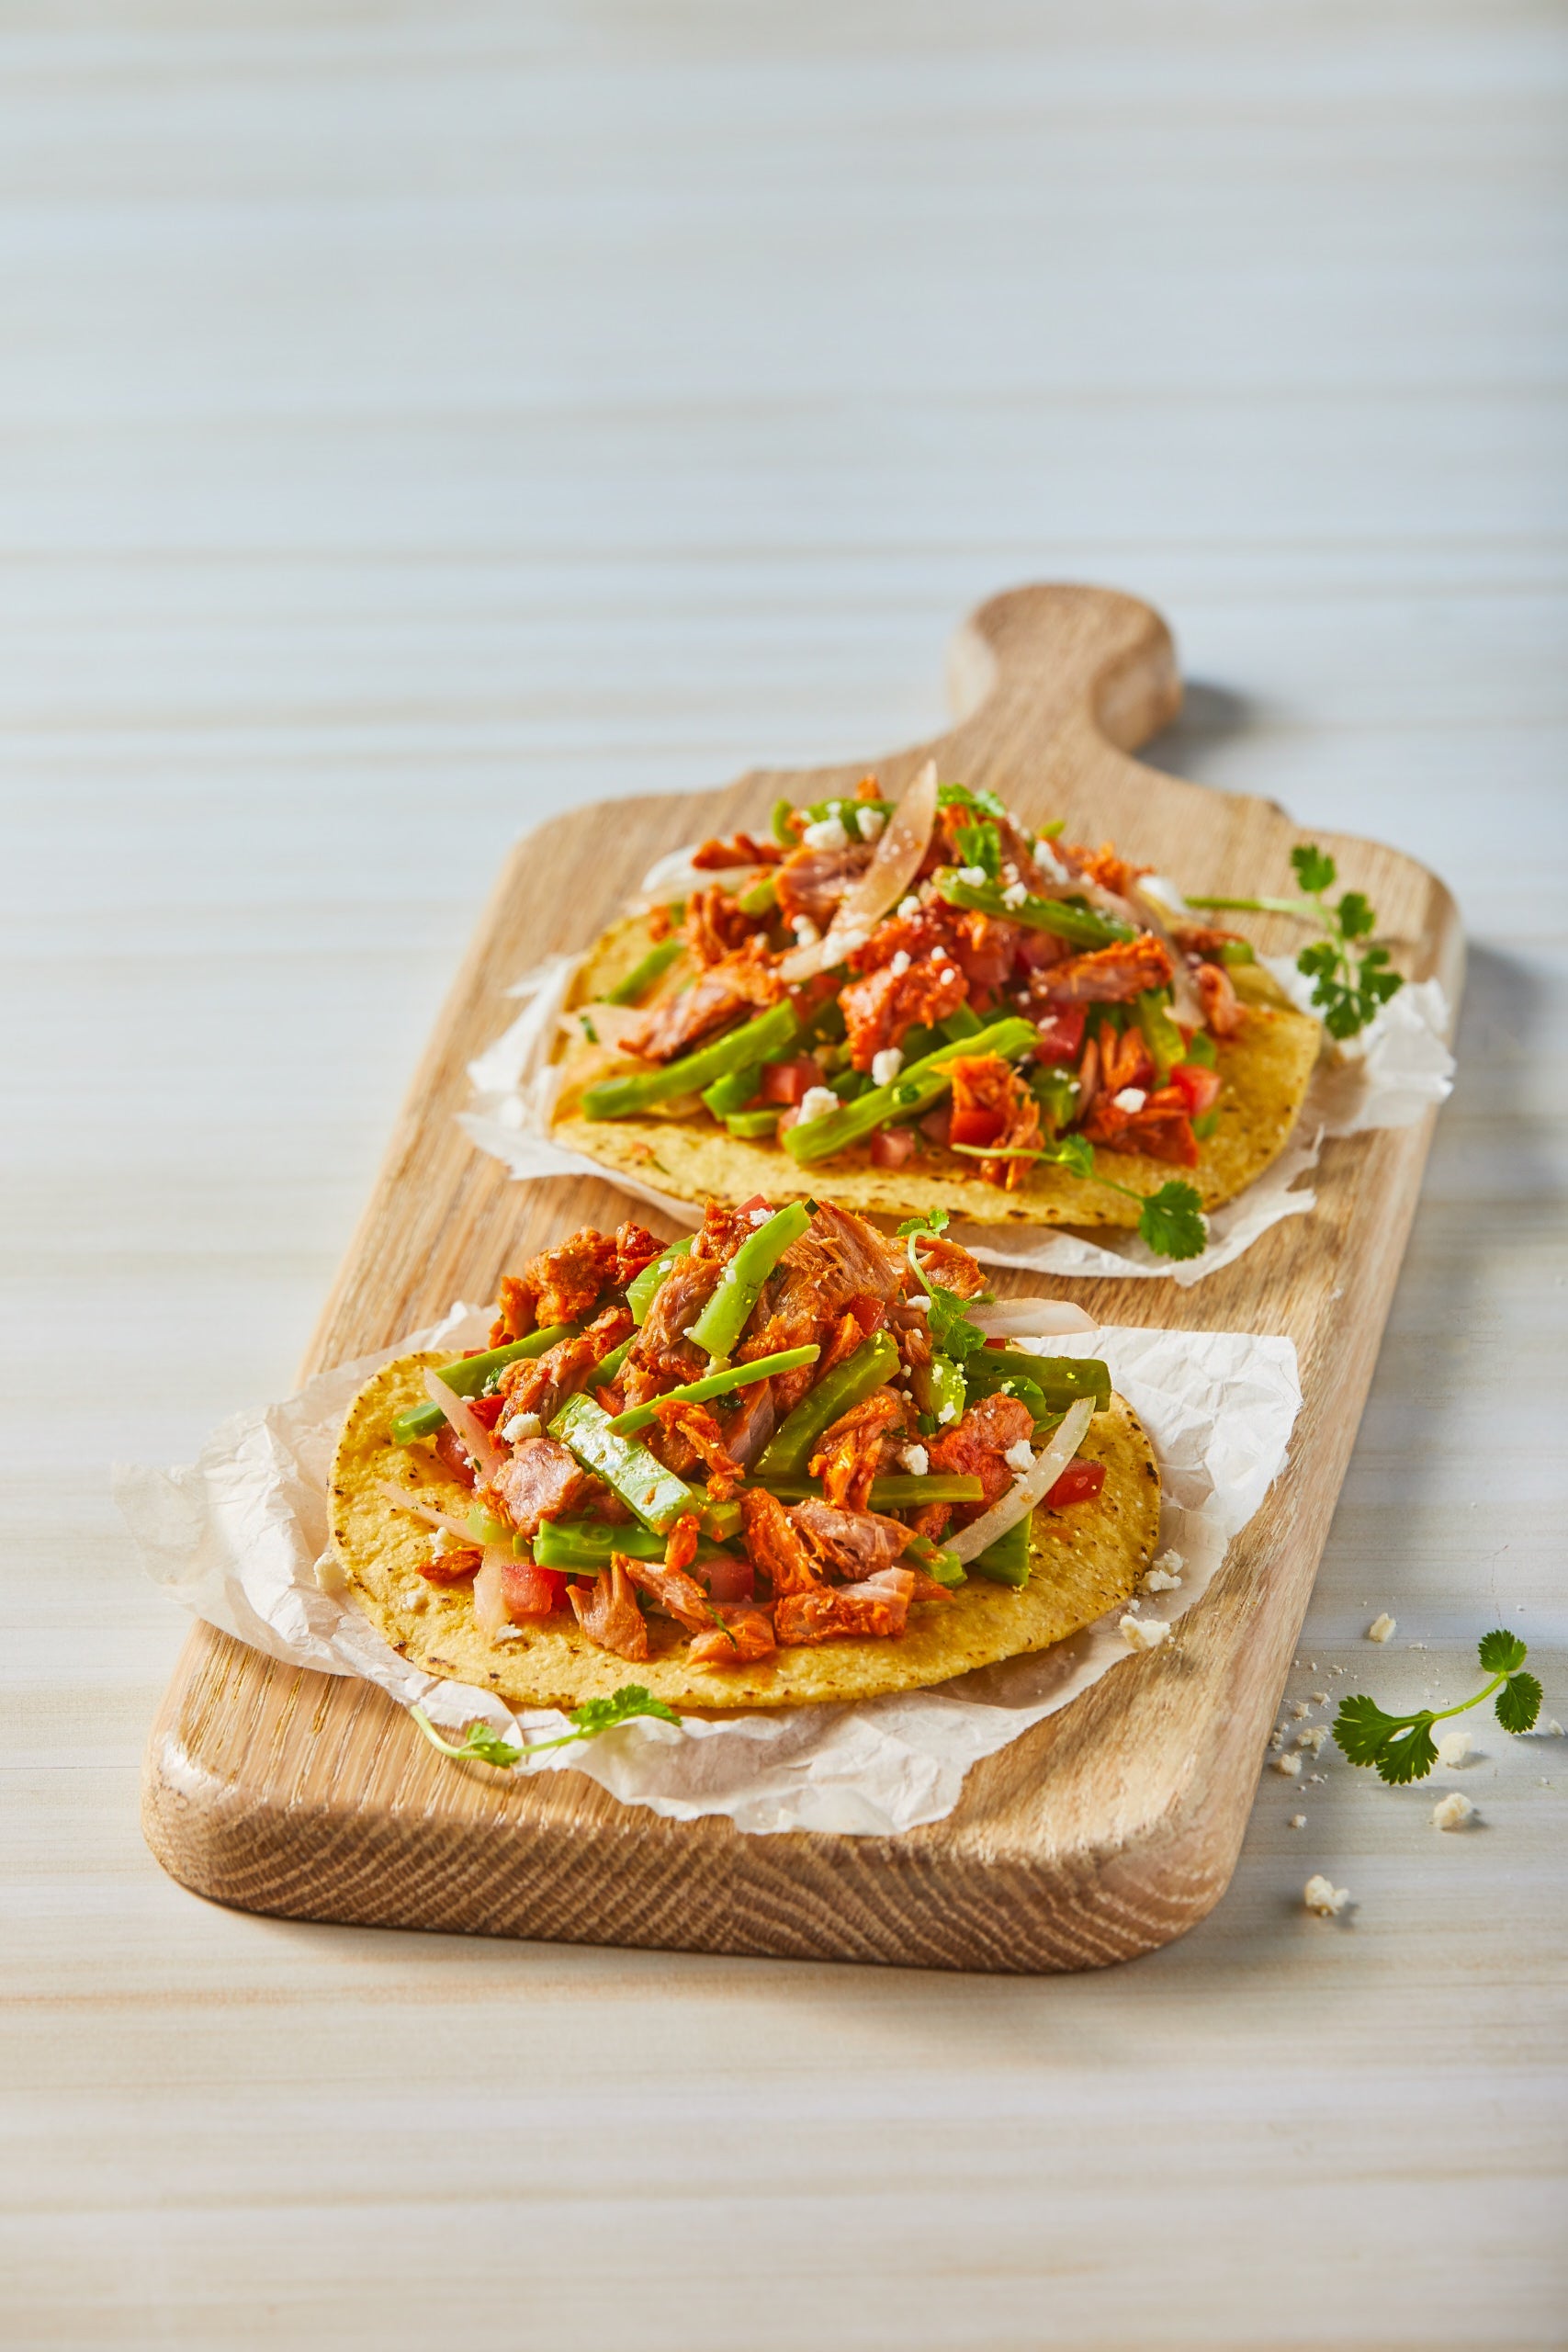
1033;840;1069;882
835;926;870;958
500;1411;541;1443
1431;1791;1475;1832
1150;1548;1183;1578
854;806;886;842
1289;1814;1307;1829
748;1205;770;1226
897;1442;930;1476
897;895;922;918
1295;1725;1328;1754
1269;1729;1285;1752
1272;1753;1303;1778
1303;1874;1349;1917
1291;1700;1311;1719
1111;1087;1147;1114
1003;1438;1035;1473
937;1400;959;1425
957;864;989;887
802;814;849;852
1311;1690;1329;1705
871;1046;904;1086
1120;1614;1169;1652
1141;1566;1180;1594
431;1527;454;1555
1367;1612;1396;1643
797;1086;840;1125
1000;880;1029;910
791;915;821;946
905;1294;929;1313
888;948;912;978
1436;1729;1472;1767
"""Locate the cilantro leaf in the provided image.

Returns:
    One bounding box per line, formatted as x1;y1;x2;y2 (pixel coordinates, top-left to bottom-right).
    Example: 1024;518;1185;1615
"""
570;1684;682;1734
1049;1133;1095;1181
897;1208;951;1238
954;819;1003;878
1332;1692;1407;1767
1495;1671;1542;1735
937;781;1007;818
1137;1181;1208;1261
1292;843;1337;895
1476;1628;1527;1675
1337;890;1375;940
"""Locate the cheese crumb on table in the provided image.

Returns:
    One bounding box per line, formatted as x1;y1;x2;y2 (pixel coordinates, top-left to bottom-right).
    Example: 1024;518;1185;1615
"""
1272;1753;1303;1778
1289;1815;1306;1829
1436;1730;1472;1768
1291;1700;1311;1718
1303;1875;1350;1917
1120;1615;1169;1652
1367;1612;1397;1643
1311;1690;1329;1705
1295;1725;1328;1754
1431;1791;1476;1831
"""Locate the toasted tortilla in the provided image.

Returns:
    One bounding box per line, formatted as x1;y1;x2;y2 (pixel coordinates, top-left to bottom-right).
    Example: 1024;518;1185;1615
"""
330;1351;1161;1712
549;914;1321;1228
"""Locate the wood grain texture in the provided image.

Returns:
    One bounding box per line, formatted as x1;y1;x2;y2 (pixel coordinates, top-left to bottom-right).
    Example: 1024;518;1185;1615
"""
142;584;1461;1970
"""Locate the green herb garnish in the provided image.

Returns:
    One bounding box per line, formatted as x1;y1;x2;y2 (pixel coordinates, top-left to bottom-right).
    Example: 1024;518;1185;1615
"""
1333;1630;1542;1784
410;1684;682;1770
897;1208;994;1361
1042;1135;1208;1261
1188;843;1404;1040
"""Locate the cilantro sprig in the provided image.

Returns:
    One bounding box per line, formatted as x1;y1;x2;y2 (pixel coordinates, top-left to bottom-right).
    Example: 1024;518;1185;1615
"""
897;1209;993;1360
1334;1630;1541;1784
1189;843;1404;1040
409;1684;682;1771
1047;1134;1208;1261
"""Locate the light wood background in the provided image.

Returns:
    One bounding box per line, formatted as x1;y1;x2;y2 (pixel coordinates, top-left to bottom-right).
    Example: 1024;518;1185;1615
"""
4;4;1564;2346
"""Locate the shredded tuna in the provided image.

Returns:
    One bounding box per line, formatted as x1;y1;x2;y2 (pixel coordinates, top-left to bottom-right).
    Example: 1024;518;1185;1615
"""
690;831;781;869
720;1376;775;1470
491;1226;620;1341
1194;959;1243;1038
491;1436;597;1538
685;884;766;967
947;1055;1043;1190
774;1578;912;1645
624;941;784;1064
840;954;967;1070
740;1487;825;1596
1082;1084;1199;1168
928;1393;1036;1518
809;1386;908;1510
621;1553;713;1635
774;840;874;930
907;1231;987;1298
1038;934;1175;1008
568;1558;649;1661
612;1221;662;1290
1067;841;1151;901
649;1396;746;1498
688;1603;778;1667
1098;1022;1156;1097
791;1499;910;1579
497;1302;633;1422
1172;922;1247;960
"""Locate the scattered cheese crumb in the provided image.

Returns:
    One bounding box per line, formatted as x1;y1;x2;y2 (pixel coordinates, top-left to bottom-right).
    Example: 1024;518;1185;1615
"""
431;1527;454;1555
791;915;820;946
897;895;921;918
1121;1615;1169;1653
1296;1725;1328;1754
1289;1815;1306;1829
854;806;886;842
957;864;989;886
1303;1875;1349;1917
906;1294;929;1314
1111;1087;1147;1113
1272;1753;1303;1778
1004;1438;1036;1473
1436;1730;1472;1768
1311;1690;1328;1705
1367;1612;1396;1644
937;1400;959;1425
500;1411;541;1443
1431;1791;1476;1831
1000;879;1029;910
1143;1566;1182;1593
871;1046;905;1087
1291;1700;1311;1719
888;948;912;978
802;814;849;852
1305;1772;1326;1785
797;1086;840;1125
897;1442;930;1477
1033;840;1068;882
1269;1729;1286;1752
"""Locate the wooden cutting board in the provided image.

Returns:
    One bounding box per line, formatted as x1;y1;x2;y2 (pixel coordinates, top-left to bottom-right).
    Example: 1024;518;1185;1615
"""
141;584;1462;1973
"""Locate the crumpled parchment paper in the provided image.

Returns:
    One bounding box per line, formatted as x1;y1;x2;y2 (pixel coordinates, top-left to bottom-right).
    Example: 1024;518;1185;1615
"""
115;1314;1301;1838
457;943;1454;1285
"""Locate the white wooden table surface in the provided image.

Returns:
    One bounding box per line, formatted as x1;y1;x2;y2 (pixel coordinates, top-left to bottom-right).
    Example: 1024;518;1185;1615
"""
4;6;1564;2345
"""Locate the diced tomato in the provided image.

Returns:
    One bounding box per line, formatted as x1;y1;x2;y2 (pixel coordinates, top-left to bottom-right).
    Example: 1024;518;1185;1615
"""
467;1391;508;1430
703;1552;756;1604
1045;1459;1106;1509
949;1104;1006;1148
919;1103;953;1148
431;1424;477;1488
760;1057;821;1106
1034;1006;1087;1066
870;1125;918;1170
1168;1061;1222;1116
1017;930;1070;975
501;1560;569;1618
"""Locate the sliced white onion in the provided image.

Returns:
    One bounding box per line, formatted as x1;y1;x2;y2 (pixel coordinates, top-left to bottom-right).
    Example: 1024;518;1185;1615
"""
424;1370;504;1482
948;1396;1095;1564
558;1001;654;1051
471;1550;513;1636
968;1298;1097;1338
1129;883;1205;1027
778;759;938;981
374;1482;474;1540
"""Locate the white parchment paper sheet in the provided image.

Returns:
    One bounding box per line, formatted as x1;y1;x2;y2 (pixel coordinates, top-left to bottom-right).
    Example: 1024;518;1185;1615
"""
116;1314;1301;1838
458;952;1454;1286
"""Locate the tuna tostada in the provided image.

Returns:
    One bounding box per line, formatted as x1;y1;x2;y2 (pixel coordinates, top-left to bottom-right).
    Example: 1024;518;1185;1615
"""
330;1198;1160;1710
546;763;1322;1258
